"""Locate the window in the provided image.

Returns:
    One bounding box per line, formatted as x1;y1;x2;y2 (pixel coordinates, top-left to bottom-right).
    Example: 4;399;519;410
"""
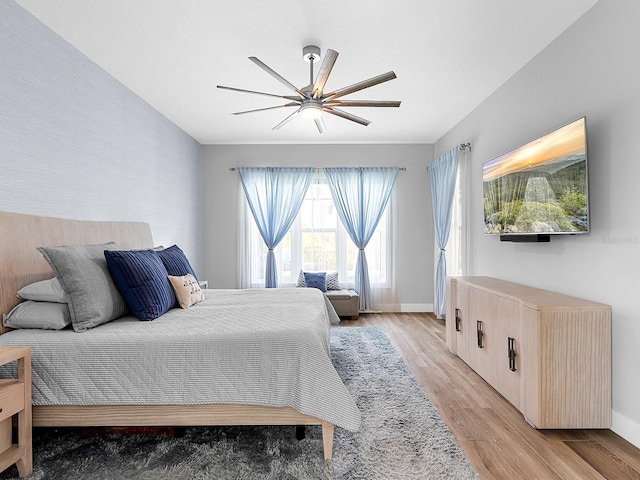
445;152;467;277
243;174;392;289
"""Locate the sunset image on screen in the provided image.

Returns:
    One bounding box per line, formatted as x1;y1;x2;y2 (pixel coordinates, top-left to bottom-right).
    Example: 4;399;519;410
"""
483;118;586;182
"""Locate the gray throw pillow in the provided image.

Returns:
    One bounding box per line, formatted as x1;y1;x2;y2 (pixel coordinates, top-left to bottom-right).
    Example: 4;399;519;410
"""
37;242;128;332
3;301;71;330
17;277;68;303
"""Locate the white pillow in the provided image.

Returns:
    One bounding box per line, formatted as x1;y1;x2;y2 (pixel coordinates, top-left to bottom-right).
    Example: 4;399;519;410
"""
3;301;71;330
17;278;68;303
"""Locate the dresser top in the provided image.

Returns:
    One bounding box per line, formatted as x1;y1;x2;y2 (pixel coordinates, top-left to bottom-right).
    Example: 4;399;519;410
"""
450;276;611;311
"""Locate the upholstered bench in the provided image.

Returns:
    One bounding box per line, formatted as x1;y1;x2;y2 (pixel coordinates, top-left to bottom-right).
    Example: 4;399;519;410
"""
294;271;359;320
324;289;359;320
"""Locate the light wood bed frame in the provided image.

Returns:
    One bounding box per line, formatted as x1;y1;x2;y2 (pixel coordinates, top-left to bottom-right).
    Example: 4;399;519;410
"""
0;211;334;460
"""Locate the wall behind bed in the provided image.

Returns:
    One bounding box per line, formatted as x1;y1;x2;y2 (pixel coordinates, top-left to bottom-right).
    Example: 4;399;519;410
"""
0;1;203;273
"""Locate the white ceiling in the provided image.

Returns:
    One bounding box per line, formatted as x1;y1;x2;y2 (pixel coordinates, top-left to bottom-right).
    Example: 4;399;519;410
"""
16;0;599;145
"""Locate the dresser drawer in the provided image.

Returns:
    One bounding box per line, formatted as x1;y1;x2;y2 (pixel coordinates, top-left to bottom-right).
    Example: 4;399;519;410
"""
0;381;25;422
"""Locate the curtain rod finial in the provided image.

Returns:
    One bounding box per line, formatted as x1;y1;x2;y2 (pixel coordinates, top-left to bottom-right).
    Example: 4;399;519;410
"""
459;143;471;152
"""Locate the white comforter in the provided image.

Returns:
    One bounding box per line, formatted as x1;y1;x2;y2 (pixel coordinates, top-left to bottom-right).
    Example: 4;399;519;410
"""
0;288;360;431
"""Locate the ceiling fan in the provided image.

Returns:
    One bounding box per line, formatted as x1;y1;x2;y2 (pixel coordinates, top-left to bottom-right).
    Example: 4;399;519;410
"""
217;45;401;134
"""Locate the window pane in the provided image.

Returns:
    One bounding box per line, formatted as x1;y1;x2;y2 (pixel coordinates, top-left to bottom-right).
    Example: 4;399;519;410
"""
314;199;336;229
251;227;265;283
302;231;336;271
346;238;358;279
365;230;383;280
299;201;313;229
303;184;336;230
279;232;293;282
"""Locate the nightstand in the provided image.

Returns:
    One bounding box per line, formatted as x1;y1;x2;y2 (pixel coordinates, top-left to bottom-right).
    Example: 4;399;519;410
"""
0;348;31;477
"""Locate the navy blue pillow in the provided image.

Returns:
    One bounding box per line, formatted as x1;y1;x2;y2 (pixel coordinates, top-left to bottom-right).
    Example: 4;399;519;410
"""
157;245;198;282
304;271;327;292
104;249;176;321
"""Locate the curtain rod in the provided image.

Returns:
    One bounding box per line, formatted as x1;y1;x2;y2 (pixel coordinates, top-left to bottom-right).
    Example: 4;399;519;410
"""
459;143;471;152
229;167;407;172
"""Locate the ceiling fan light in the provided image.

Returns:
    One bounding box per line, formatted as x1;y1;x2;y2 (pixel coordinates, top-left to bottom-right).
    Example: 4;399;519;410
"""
300;104;323;120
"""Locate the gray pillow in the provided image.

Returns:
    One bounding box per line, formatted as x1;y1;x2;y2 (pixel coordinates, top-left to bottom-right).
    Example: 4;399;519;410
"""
37;242;128;332
3;301;71;330
17;277;68;303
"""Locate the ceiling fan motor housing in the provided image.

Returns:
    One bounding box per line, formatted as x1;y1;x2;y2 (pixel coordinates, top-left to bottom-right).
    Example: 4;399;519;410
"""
303;45;321;63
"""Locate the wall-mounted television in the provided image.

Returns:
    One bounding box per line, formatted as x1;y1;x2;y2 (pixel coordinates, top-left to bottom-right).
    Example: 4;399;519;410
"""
482;117;589;242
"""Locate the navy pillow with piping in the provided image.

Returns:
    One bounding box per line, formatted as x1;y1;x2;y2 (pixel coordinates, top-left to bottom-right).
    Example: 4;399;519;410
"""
104;249;176;320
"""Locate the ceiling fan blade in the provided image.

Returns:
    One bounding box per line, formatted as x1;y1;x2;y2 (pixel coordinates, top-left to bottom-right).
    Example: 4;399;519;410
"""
217;85;301;101
249;57;306;97
324;71;397;100
314;116;326;134
323;107;370;126
312;49;339;98
272;108;301;130
324;100;401;108
232;103;299;116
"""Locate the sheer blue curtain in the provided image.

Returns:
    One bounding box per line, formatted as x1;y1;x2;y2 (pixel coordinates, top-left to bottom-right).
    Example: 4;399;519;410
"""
324;167;398;311
427;147;460;318
237;167;314;288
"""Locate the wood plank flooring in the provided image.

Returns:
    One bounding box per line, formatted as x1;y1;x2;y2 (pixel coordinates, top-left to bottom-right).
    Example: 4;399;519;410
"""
338;312;640;480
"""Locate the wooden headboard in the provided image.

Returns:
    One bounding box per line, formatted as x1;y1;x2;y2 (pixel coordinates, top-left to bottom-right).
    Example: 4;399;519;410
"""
0;211;153;332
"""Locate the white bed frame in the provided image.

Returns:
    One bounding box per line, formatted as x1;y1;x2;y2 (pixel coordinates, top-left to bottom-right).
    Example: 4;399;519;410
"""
0;211;334;460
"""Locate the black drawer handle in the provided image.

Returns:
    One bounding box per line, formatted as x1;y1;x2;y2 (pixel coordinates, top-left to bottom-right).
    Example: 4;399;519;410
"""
455;308;461;332
477;320;483;348
508;337;517;371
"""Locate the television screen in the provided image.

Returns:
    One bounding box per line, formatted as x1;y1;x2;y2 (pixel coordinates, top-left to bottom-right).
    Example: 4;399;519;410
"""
483;117;588;238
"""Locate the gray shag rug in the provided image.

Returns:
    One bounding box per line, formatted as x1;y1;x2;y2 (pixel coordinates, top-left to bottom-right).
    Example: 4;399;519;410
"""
3;327;477;479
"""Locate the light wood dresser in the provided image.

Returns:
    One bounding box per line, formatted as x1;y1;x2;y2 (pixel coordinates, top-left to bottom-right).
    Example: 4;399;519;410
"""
446;276;611;429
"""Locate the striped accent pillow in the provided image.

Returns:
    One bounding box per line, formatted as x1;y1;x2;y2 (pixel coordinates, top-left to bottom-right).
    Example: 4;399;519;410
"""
104;249;176;320
157;245;199;282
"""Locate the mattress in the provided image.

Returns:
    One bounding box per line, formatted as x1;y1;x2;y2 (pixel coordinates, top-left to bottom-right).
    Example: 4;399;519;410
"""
0;288;360;431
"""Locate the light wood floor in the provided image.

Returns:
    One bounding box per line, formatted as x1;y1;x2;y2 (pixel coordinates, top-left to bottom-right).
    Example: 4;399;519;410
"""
339;312;640;480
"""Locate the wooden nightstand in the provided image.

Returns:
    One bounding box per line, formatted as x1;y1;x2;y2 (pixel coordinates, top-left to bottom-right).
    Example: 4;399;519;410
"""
0;348;31;477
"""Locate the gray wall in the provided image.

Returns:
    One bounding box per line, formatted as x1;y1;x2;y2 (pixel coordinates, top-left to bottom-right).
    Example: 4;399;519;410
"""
0;1;203;272
436;0;640;448
202;144;434;310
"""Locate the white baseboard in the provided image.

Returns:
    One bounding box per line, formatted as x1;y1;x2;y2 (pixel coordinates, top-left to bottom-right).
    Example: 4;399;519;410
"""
612;409;640;449
370;303;401;312
367;304;433;313
400;303;433;313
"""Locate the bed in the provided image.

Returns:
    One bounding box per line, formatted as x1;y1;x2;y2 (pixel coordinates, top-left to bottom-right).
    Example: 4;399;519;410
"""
0;211;360;464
